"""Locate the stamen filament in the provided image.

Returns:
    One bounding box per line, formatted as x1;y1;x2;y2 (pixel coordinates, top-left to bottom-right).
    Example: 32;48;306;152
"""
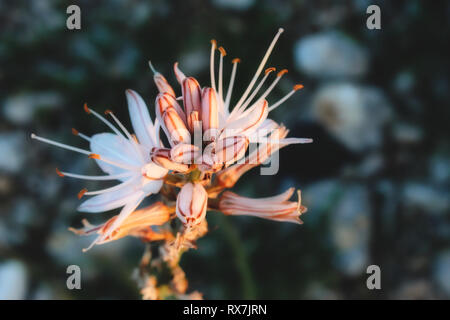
84;104;124;138
31;134;91;156
224;59;239;111
230;28;284;116
58;171;133;180
84;176;137;196
268;84;303;112
218;46;226;105
210;39;217;92
148;60;157;74
237;67;275;115
33;135;137;171
106;111;144;161
73;128;138;165
89;153;139;171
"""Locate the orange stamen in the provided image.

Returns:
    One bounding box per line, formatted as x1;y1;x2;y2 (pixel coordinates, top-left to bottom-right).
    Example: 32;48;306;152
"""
78;188;88;199
71;128;79;136
277;69;288;77
218;46;227;56
210;39;217;48
55;168;64;177
265;67;276;75
293;84;304;91
232;58;241;64
88;153;100;159
83;103;90;114
104;109;112;115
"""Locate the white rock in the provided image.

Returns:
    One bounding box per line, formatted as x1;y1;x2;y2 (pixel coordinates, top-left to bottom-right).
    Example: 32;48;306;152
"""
302;180;340;224
0;132;26;173
430;155;450;185
392;122;423;144
3;92;63;125
294;32;368;79
0;260;28;299
312;83;391;152
403;183;449;215
433;251;450;296
212;0;254;10
331;185;370;276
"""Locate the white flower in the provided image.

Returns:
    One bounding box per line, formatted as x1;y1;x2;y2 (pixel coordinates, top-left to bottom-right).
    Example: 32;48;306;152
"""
31;89;167;247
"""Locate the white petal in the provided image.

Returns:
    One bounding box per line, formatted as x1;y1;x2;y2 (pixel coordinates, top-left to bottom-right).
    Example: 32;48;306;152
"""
90;133;141;177
126;89;157;148
99;194;145;242
222;100;268;138
77;180;142;213
141;176;164;195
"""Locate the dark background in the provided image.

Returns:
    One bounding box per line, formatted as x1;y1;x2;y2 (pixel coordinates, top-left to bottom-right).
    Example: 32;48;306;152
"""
0;0;449;299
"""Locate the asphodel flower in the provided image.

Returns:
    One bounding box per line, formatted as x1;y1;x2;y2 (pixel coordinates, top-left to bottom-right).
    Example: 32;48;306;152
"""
31;90;168;245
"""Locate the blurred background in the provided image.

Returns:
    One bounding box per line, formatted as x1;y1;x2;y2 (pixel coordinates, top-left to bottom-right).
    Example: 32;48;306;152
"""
0;0;449;299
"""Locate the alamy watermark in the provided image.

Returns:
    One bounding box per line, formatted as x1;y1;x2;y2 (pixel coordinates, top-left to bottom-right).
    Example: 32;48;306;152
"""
366;265;381;290
66;265;81;290
366;5;381;30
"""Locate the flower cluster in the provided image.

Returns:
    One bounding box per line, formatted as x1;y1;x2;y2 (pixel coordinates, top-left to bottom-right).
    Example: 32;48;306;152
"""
32;28;312;299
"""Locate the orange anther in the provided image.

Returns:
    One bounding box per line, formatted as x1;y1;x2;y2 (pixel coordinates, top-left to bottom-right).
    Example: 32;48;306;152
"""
218;46;227;56
78;188;88;199
83;103;90;114
210;39;217;48
277;69;288;77
55;168;64;177
293;84;304;91
71;128;79;136
88;153;100;159
104;109;112;115
265;67;276;75
232;58;241;64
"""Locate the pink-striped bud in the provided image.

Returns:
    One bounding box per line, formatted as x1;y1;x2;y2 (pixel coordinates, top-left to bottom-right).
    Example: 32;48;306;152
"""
187;111;200;134
156;92;186;123
182;77;202;118
162;107;191;145
176;183;208;227
174;62;186;84
151;147;189;172
214;136;249;165
201;88;219;135
170;143;201;164
153;73;175;97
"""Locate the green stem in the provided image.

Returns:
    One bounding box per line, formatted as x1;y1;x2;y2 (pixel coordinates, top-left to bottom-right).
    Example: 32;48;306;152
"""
218;214;257;299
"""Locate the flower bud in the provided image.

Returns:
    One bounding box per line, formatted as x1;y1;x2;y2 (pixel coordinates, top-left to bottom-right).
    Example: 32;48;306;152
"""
176;183;208;227
201;87;219;134
162;107;191;145
151;147;189;172
170;143;200;164
153;73;175;97
182;77;202;118
155;92;186;123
